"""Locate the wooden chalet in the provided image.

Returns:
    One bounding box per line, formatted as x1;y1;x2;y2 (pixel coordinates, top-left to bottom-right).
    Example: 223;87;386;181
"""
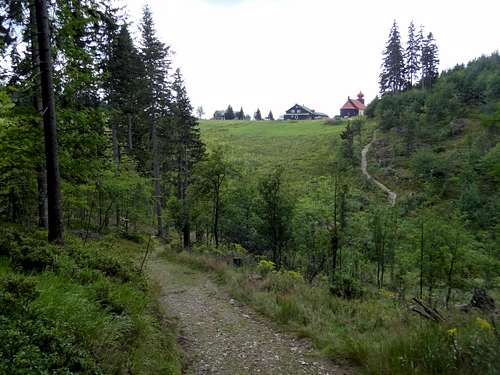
284;104;329;120
340;92;366;117
213;110;226;120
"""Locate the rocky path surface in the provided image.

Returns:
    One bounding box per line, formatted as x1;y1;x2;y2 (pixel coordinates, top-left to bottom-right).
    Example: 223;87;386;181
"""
361;130;397;206
148;251;353;375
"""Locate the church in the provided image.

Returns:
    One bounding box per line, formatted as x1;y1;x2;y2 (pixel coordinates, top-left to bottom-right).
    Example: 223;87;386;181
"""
340;92;366;117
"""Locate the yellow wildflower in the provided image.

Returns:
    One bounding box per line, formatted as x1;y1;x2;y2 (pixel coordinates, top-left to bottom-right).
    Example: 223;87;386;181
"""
476;317;492;331
447;328;458;337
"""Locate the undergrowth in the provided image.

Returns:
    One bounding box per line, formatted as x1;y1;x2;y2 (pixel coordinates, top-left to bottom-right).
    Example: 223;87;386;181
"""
0;223;181;375
164;249;500;375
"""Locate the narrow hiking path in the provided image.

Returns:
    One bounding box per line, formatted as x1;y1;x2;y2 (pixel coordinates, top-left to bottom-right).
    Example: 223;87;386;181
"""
361;130;397;206
148;250;354;375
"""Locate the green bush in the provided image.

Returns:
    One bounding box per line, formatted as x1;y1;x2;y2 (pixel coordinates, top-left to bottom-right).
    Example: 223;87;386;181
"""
0;226;181;374
256;259;275;276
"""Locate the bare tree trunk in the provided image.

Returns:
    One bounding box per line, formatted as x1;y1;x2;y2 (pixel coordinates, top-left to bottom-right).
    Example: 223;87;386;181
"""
213;187;220;248
151;121;163;237
445;255;456;308
30;1;48;228
127;113;133;151
181;145;191;249
112;121;120;174
112;121;120;228
420;220;424;300
183;222;191;249
35;0;64;244
331;177;338;284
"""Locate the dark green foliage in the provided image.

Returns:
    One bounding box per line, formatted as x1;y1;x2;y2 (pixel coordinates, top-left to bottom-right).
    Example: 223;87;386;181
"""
364;96;379;118
0;225;180;374
255;108;262;121
169;68;205;248
379;21;406;94
267;110;274;121
258;167;293;268
404;21;421;88
421;32;439;89
224;105;235;120
329;274;364;299
340;122;355;163
237;107;245;120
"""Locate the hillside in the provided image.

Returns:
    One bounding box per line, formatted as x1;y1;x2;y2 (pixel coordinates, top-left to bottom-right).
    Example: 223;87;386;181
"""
367;53;500;237
199;119;351;188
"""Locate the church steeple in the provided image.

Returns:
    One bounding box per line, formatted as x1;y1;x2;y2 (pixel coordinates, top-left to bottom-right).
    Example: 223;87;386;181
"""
357;91;365;104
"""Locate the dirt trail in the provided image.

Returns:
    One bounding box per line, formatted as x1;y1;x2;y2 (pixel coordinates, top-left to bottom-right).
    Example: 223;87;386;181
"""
361;130;397;206
148;250;353;375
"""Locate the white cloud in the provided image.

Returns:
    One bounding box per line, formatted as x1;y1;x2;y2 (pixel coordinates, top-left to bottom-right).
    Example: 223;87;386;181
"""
123;0;500;118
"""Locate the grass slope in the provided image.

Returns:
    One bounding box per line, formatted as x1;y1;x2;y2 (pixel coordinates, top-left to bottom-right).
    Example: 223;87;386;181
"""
199;119;347;185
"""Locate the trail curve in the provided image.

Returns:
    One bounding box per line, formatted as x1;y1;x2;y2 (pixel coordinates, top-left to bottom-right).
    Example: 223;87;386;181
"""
361;130;397;206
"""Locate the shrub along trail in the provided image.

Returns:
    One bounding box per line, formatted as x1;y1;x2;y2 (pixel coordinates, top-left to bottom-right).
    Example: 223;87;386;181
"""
147;250;353;375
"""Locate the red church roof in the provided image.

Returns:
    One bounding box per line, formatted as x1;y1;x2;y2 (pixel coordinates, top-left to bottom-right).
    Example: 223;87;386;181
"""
341;98;366;110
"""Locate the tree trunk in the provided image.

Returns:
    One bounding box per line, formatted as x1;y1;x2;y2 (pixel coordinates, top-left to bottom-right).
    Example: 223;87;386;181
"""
151;120;163;237
213;187;220;248
112;121;120;174
419;220;424;299
127;113;133;151
183;222;191;250
30;1;48;228
35;0;64;244
112;120;120;228
445;255;456;308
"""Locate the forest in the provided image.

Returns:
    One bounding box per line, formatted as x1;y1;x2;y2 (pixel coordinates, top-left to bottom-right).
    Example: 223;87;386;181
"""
0;1;499;374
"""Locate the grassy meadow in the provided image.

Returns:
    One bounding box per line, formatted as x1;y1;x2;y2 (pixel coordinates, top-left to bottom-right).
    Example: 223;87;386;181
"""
199;119;350;186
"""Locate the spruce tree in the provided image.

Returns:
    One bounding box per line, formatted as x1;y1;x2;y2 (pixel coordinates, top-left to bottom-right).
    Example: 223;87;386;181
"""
255;108;262;121
35;0;64;243
237;107;245;120
421;32;439;89
139;5;171;237
379;21;406;94
170;68;205;249
268;110;275;121
225;105;235;120
106;24;145;168
404;21;421;88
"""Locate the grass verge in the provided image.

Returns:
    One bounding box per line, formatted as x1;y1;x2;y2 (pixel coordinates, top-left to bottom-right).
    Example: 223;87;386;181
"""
0;223;182;375
164;250;500;375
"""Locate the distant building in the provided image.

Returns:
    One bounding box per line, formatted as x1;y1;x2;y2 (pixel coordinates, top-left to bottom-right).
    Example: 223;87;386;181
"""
283;104;329;120
340;92;366;117
213;110;226;120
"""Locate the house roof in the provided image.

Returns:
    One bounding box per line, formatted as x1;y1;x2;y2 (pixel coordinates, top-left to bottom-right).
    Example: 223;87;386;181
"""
286;104;328;117
213;110;225;117
341;98;366;111
286;104;314;114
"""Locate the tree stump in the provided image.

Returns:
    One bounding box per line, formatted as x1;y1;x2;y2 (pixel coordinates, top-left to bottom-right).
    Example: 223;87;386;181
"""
470;288;496;311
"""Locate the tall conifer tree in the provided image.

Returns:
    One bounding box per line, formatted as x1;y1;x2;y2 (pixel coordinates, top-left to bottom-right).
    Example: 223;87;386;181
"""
170;68;205;249
106;24;145;170
404;21;421;88
255;108;262;121
139;5;171;237
379;21;405;94
225;105;235;120
421;32;439;89
35;0;64;243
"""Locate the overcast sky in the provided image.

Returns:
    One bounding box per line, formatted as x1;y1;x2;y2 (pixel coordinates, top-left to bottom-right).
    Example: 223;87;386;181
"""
122;0;500;119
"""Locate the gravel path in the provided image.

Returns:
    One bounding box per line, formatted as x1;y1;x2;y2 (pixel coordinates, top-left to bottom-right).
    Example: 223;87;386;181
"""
361;129;397;206
148;251;354;375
